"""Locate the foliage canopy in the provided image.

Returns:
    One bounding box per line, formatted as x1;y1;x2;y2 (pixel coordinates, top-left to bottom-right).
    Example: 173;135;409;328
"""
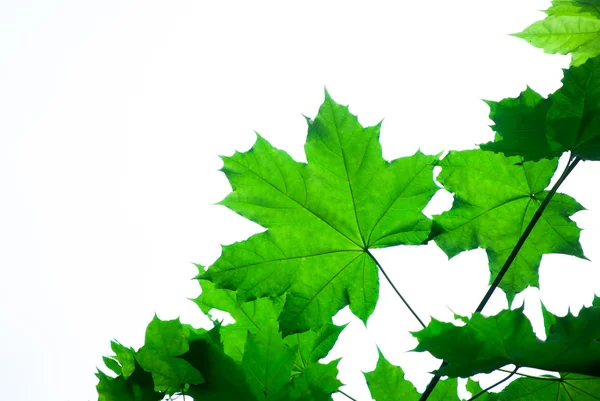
97;2;600;400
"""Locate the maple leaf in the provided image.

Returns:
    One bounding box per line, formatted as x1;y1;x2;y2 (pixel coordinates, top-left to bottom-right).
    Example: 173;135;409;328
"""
198;90;439;334
193;278;343;400
364;350;460;401
432;149;585;302
481;55;600;161
96;363;162;401
134;316;204;393
514;0;600;66
495;373;600;401
412;297;600;378
193;277;286;362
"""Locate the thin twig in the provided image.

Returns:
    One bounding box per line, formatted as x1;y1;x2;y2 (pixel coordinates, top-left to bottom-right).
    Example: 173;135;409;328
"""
468;366;519;401
419;155;581;401
475;155;580;313
367;250;426;328
497;367;561;381
338;389;358;401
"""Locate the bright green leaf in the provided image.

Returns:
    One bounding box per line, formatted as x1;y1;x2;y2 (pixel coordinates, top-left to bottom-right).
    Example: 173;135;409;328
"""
284;322;346;372
514;0;600;66
281;360;342;401
412;297;600;378
135;316;203;393
432;149;585;302
193;278;285;361
199;91;439;334
242;323;297;401
365;351;460;401
96;364;162;401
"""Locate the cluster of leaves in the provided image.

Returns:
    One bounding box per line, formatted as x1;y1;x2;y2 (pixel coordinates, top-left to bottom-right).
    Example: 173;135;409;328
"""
97;1;600;400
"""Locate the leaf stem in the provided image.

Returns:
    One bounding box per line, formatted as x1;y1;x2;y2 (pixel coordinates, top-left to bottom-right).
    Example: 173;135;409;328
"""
366;250;426;328
467;366;519;401
338;389;358;401
419;154;581;401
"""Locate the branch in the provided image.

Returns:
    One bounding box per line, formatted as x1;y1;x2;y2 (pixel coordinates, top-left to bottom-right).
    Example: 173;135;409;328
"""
475;155;581;313
367;250;426;328
338;389;358;401
467;366;519;401
419;154;581;401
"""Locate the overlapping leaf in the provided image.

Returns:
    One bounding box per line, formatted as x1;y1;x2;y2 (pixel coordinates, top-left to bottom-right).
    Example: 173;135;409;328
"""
481;55;600;161
412;297;600;378
98;313;343;401
96;362;162;401
198;91;439;334
364;351;460;401
432;149;585;302
514;0;600;66
495;373;600;401
134;316;204;393
193;278;344;399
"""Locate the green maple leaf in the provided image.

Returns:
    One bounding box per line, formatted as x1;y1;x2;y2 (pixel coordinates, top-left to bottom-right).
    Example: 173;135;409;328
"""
198;90;439;334
134;316;203;393
364;350;460;401
412;297;600;378
193;277;285;362
96;362;162;401
242;323;298;401
481;55;600;161
514;0;600;66
183;326;258;401
280;361;342;401
496;373;600;401
432;149;585;302
283;322;345;373
192;278;343;400
103;341;136;379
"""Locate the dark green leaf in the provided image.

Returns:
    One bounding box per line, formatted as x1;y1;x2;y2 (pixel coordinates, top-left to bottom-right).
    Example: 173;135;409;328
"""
413;297;600;378
184;326;258;401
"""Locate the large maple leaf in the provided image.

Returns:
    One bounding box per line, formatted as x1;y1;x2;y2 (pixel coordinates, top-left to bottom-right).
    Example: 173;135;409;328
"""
412;297;600;378
198;91;439;334
432;149;586;302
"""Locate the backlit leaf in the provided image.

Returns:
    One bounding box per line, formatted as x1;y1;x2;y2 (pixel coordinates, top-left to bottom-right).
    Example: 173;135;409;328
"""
514;0;600;66
432;149;585;302
199;91;439;334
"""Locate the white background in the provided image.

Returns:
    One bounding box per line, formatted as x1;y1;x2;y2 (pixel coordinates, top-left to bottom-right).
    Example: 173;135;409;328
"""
1;1;599;400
